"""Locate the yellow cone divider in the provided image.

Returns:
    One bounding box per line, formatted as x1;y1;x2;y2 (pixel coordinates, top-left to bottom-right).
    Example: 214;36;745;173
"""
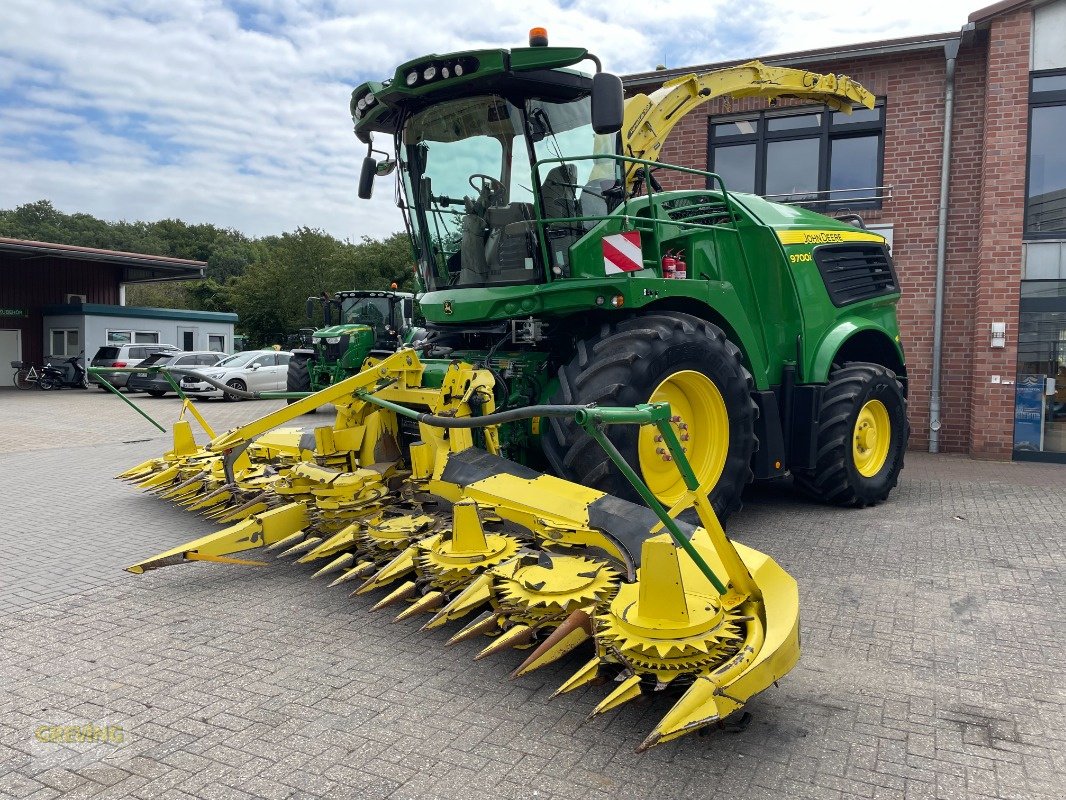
637;678;721;752
266;530;307;553
474;624;533;660
511;608;593;678
421;573;494;630
445;610;499;646
310;553;354;579
278;536;323;558
394;590;444;622
369;580;417;611
552;657;601;698
327;561;375;587
355;546;416;594
588;674;643;719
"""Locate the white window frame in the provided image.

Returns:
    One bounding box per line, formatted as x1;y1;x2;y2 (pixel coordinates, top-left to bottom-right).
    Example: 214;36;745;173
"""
207;334;226;352
49;328;80;357
107;329;160;344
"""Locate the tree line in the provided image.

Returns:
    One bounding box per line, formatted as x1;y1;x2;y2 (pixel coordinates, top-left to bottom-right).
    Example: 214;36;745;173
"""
0;200;415;347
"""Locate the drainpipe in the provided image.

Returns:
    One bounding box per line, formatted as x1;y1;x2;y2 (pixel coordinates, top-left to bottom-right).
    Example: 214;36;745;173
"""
929;36;962;454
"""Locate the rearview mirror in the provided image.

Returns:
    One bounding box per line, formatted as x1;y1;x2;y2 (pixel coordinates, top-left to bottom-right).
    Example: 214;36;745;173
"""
376;158;397;177
358;156;376;199
591;72;624;134
250;363;261;370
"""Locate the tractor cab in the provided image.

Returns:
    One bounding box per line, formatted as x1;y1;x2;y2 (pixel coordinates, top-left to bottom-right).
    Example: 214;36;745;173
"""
351;41;624;296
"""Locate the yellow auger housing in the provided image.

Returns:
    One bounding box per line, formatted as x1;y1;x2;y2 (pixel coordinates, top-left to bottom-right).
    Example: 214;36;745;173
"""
118;350;799;750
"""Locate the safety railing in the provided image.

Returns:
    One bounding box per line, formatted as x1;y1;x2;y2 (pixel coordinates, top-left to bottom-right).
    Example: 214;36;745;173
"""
529;153;748;278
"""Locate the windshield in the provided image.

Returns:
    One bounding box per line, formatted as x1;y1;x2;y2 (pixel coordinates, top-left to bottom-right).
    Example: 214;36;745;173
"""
400;92;613;290
217;351;259;368
341;296;403;342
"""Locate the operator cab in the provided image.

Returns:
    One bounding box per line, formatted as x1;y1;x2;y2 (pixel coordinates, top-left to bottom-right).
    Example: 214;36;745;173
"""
352;37;624;296
401;90;618;291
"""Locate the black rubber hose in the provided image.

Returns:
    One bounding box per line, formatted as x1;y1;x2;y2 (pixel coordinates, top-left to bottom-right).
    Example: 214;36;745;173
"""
150;367;268;399
395;403;592;429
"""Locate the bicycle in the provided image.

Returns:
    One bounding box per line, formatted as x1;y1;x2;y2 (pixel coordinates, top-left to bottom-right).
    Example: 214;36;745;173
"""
11;361;44;390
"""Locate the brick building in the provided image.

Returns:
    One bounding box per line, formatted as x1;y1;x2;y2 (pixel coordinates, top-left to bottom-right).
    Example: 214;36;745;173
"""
624;0;1066;462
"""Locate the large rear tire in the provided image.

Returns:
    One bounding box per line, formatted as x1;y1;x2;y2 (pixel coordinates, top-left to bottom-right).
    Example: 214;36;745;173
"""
543;312;758;521
286;356;311;405
793;362;908;507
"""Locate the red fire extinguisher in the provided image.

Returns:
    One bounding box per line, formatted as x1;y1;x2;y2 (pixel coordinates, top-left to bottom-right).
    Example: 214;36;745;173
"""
661;251;677;279
674;251;687;280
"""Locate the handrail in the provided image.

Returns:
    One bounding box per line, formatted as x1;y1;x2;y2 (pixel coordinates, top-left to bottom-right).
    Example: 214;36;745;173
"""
530;152;745;277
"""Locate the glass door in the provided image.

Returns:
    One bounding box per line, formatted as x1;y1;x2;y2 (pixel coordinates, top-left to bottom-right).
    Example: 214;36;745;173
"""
1014;281;1066;461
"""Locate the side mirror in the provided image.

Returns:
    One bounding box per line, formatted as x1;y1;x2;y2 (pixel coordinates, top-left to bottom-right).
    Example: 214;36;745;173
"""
591;72;624;134
358;156;376;199
250;362;261;370
376;158;397;177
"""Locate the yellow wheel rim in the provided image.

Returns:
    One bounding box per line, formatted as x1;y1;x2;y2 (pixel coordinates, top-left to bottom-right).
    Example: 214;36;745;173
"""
637;370;729;507
853;399;891;477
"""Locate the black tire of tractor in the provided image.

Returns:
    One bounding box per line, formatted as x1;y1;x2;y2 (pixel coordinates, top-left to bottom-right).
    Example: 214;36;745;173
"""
286;356;311;405
792;362;909;508
543;311;758;522
224;378;246;402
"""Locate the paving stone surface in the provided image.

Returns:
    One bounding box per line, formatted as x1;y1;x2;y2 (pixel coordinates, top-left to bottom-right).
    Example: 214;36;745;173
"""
0;389;1064;799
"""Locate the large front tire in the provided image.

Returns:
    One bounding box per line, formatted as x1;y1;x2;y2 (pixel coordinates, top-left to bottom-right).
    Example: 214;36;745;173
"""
543;312;757;521
793;362;908;507
286;355;311;405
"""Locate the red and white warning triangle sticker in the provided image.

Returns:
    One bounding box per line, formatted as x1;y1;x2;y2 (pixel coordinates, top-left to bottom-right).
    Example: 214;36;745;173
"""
602;231;643;274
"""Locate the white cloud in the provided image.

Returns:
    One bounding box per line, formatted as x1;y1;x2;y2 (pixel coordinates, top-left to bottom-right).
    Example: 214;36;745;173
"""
0;0;980;239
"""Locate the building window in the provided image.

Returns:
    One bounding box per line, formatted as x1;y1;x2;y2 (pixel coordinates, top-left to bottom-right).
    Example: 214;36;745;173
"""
208;334;225;352
1026;70;1066;236
49;328;79;357
108;330;160;344
708;104;885;209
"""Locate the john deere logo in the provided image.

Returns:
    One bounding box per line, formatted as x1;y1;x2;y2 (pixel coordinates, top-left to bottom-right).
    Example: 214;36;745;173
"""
443;301;453;315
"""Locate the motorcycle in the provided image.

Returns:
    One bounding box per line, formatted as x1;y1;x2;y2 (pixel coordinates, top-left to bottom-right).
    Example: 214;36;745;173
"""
38;353;89;390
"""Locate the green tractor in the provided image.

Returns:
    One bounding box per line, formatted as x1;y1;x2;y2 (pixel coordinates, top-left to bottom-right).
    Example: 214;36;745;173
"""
349;38;909;517
286;290;416;399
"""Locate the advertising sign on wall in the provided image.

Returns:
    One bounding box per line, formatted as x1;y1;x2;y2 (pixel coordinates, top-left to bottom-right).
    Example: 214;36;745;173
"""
1013;374;1046;451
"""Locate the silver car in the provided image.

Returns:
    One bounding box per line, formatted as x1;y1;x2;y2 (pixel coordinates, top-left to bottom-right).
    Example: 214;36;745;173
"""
178;350;292;400
90;344;179;390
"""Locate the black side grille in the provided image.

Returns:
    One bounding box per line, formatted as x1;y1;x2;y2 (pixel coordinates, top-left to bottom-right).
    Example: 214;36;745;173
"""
813;243;898;307
323;335;350;362
661;195;733;226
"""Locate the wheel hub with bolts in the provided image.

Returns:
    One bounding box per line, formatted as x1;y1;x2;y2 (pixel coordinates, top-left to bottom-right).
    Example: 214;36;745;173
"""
853;398;890;477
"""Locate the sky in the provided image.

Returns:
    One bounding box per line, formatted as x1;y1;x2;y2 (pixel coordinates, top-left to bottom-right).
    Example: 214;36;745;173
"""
0;0;982;241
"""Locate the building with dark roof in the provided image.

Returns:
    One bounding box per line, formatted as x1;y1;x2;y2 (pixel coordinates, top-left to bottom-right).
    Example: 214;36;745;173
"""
0;238;236;370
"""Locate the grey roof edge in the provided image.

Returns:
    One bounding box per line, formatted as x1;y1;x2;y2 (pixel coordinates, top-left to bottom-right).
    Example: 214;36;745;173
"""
41;303;238;323
623;31;963;87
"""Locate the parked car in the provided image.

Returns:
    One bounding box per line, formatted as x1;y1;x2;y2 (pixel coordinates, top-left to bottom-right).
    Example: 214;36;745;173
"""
178;350;292;400
90;344;179;390
125;351;225;396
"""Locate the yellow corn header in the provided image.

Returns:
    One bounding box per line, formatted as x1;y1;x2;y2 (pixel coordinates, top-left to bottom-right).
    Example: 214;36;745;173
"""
115;350;799;751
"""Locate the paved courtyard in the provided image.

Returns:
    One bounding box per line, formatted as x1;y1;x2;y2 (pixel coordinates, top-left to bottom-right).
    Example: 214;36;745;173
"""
0;387;1063;799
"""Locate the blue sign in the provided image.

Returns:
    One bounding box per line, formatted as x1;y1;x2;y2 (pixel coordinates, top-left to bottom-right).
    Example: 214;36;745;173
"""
1013;374;1045;451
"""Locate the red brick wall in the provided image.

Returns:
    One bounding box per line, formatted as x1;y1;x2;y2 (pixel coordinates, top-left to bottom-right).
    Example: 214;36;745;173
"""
968;10;1031;458
629;26;1032;457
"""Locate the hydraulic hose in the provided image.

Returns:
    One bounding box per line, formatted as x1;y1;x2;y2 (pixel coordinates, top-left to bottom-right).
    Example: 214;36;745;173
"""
147;367;287;400
355;392;591;428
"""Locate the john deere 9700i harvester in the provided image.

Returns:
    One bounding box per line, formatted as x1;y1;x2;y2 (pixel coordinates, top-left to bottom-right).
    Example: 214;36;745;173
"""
117;31;908;750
